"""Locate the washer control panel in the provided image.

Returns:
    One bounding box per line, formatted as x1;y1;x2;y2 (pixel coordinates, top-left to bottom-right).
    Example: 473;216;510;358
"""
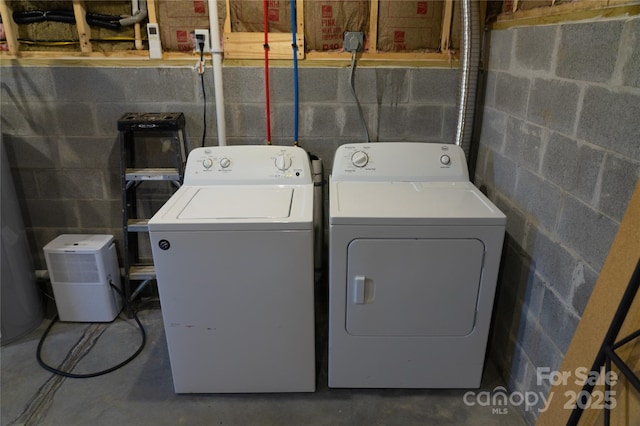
332;142;469;182
184;145;311;185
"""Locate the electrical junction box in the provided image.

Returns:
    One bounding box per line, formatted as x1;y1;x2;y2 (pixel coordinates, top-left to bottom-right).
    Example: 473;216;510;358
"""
344;31;364;52
44;235;123;322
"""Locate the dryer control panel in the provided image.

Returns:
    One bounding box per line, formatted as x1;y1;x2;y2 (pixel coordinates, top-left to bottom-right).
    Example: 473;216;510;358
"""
184;145;311;185
332;142;469;182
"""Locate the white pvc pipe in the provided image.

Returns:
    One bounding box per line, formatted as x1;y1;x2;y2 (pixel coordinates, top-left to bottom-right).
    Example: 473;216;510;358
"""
121;0;146;26
133;0;142;51
208;0;227;146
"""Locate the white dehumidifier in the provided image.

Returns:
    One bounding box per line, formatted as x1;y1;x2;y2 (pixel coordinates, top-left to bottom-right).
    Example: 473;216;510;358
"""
44;234;123;322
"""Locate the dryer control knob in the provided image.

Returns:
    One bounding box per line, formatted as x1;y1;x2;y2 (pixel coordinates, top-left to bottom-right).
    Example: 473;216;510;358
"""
275;154;292;171
219;157;231;168
203;158;213;169
440;154;451;166
351;151;369;168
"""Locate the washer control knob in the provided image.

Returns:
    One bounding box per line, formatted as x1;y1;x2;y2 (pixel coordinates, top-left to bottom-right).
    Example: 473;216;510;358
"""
219;157;231;169
275;154;292;171
202;158;213;169
351;151;369;168
440;154;451;166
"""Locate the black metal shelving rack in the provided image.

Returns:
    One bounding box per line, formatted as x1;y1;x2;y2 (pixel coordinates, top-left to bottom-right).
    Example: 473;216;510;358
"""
118;112;186;304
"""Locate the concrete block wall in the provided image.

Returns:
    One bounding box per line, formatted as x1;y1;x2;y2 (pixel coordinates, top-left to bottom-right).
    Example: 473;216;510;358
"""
475;16;640;424
1;65;458;269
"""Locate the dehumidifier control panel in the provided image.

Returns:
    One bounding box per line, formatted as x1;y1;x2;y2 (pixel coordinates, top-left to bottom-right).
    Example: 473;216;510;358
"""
332;142;469;182
184;145;311;185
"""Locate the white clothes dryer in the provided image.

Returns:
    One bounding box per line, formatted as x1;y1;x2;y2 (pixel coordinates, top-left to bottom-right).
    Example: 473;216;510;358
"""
149;145;315;393
328;142;506;388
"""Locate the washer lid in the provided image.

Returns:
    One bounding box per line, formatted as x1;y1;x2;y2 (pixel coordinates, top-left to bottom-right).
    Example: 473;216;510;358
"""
178;187;293;219
148;184;312;231
330;180;506;226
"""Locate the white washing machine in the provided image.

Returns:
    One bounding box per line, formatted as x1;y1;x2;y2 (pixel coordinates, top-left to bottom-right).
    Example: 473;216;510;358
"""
328;142;506;388
148;145;315;393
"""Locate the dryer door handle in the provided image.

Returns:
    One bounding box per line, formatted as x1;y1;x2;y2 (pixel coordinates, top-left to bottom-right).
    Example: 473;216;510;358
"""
353;275;367;304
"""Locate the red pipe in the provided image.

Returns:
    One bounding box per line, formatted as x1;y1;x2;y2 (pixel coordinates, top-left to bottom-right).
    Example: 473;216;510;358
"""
263;0;272;144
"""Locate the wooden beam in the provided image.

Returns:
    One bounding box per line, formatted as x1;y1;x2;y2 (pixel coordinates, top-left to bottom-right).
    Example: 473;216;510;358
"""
221;0;304;60
72;0;92;53
440;0;454;52
294;0;304;59
141;0;157;51
296;0;304;40
306;50;455;62
224;0;231;33
224;32;303;59
368;0;379;53
494;2;640;29
0;50;458;68
147;0;158;23
0;0;19;56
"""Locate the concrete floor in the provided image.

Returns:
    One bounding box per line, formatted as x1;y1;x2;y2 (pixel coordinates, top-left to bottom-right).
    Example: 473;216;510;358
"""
2;305;527;426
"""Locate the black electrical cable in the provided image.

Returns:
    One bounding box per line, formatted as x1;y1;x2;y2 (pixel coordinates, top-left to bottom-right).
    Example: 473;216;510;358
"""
36;283;146;379
86;13;122;30
198;39;207;147
85;12;122;22
43;10;76;24
13;10;76;24
349;51;370;143
201;71;207;147
12;10;46;24
12;10;124;30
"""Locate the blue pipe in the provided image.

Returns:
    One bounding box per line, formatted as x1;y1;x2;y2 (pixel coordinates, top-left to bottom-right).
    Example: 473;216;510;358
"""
290;0;299;145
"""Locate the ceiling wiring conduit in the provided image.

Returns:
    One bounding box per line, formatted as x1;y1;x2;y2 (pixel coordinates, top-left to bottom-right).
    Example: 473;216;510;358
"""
290;0;299;147
454;0;480;160
208;0;227;146
263;0;272;145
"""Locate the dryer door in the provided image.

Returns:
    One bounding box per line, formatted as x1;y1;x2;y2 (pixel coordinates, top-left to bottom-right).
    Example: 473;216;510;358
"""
346;238;484;337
